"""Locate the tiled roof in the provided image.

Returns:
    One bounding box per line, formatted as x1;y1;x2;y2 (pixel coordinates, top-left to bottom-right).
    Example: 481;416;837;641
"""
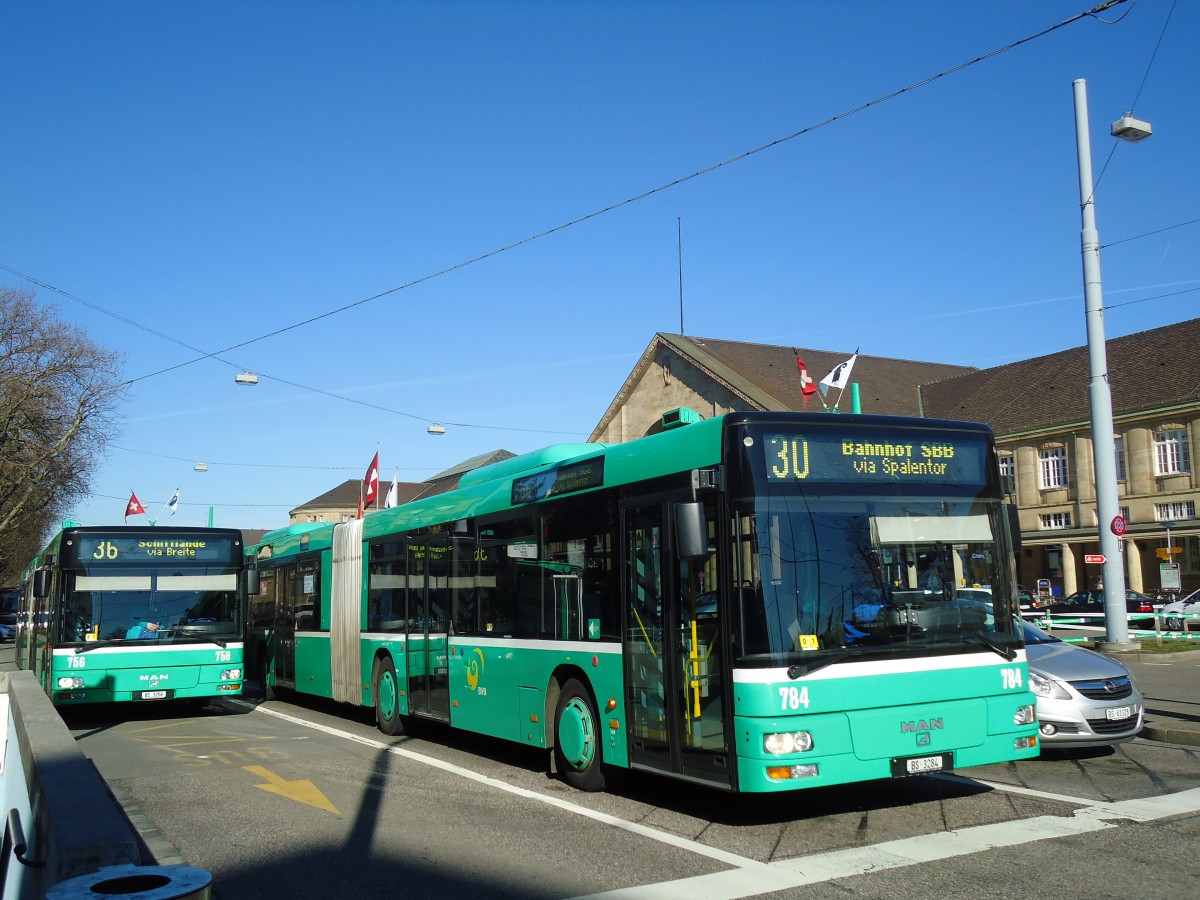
920;317;1200;435
673;334;977;416
291;449;517;514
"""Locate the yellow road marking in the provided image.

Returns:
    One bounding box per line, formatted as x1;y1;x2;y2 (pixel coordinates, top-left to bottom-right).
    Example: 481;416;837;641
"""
244;765;339;814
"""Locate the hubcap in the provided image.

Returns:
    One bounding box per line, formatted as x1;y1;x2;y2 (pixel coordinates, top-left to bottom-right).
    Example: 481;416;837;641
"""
379;671;396;719
559;697;596;770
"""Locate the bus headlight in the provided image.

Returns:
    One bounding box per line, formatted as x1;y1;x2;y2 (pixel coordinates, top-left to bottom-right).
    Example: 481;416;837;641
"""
1014;704;1037;726
57;676;85;689
221;668;243;680
764;730;814;755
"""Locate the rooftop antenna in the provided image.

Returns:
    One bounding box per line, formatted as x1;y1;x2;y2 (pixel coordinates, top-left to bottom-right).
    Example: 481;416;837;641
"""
677;217;684;335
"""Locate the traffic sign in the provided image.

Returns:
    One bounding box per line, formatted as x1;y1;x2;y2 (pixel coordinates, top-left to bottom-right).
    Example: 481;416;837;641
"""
1156;547;1182;559
1084;554;1106;564
1111;516;1127;536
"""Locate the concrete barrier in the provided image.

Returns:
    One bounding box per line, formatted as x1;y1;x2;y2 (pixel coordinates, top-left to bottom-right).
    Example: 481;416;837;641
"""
1;670;141;898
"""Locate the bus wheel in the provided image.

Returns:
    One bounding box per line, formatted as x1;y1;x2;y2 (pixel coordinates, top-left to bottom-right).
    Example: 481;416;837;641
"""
374;658;406;736
554;678;605;792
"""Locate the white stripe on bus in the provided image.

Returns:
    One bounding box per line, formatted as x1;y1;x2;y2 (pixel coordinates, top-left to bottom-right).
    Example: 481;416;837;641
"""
52;642;244;657
295;632;621;655
732;648;1028;683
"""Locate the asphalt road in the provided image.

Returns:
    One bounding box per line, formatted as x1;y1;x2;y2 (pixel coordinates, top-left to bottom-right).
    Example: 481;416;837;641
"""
5;642;1199;899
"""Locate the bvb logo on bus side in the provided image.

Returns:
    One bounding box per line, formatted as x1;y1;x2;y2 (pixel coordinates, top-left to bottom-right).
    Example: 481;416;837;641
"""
466;648;485;691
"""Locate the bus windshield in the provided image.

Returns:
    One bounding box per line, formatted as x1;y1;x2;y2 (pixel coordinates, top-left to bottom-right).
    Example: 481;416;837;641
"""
728;419;1018;667
61;567;242;644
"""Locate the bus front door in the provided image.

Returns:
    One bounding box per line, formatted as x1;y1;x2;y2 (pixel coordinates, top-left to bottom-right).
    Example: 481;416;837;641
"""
623;498;730;788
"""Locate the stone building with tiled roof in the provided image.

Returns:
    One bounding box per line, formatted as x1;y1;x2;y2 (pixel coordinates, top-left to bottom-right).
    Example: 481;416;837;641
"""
921;317;1200;599
590;333;976;443
593;324;1200;599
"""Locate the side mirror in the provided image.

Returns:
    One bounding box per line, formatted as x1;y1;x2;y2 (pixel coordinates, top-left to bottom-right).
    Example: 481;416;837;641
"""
244;568;260;597
674;501;708;560
33;569;51;599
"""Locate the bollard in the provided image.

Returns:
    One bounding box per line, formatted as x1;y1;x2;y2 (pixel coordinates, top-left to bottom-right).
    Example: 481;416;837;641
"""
47;865;212;900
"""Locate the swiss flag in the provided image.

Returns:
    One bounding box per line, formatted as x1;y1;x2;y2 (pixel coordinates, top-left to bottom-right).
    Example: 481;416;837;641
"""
794;352;819;408
125;492;146;522
363;451;380;508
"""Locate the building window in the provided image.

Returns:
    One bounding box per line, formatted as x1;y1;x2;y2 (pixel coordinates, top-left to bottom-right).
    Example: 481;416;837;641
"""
1114;436;1127;482
998;453;1016;496
1183;537;1200;572
1155;501;1196;522
1093;506;1131;526
1155;429;1191;476
1039;512;1072;529
1039;447;1068;489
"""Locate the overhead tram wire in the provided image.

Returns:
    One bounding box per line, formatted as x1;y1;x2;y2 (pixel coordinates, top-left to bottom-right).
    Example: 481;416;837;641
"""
100;0;1132;385
0;263;587;437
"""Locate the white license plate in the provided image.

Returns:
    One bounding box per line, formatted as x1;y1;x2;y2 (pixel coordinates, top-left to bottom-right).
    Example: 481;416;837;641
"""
139;690;168;700
1105;706;1133;721
905;755;945;774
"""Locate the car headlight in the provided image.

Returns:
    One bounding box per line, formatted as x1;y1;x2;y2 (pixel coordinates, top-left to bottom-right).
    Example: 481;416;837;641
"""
1028;670;1071;700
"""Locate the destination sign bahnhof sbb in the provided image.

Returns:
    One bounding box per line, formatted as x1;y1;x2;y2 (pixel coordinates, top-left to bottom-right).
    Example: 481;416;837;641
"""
762;431;987;484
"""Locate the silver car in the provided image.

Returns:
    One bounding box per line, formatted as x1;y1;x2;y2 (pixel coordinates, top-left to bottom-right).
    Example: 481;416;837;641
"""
1160;588;1200;631
1023;621;1144;749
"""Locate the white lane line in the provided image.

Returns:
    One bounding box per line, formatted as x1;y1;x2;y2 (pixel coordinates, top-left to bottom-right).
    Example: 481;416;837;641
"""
242;702;761;870
569;788;1200;900
240;702;1200;900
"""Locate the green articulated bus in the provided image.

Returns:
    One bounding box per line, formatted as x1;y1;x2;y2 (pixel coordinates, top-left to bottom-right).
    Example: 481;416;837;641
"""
17;526;251;705
246;410;1039;793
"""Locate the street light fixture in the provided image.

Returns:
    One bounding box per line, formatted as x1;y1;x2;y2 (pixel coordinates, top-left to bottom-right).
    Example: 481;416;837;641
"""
1073;78;1150;650
234;371;259;386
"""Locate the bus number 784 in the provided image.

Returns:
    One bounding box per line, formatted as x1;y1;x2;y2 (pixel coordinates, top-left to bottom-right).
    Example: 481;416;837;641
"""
779;686;811;710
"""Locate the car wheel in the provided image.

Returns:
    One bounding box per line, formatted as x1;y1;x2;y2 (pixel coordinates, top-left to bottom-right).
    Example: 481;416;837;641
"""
1166;616;1184;631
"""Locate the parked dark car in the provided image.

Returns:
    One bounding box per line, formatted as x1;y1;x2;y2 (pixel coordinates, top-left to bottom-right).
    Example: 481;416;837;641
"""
1041;589;1156;627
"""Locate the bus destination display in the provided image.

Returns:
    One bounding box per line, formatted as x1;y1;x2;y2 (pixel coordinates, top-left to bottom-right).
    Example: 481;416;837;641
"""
763;431;987;484
512;457;604;505
70;535;239;564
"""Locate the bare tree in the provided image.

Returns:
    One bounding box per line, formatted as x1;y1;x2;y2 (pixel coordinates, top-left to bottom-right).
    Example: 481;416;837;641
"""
0;286;125;581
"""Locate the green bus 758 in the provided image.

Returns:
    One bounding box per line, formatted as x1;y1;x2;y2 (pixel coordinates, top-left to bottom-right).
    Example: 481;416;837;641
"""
17;526;252;705
246;410;1039;793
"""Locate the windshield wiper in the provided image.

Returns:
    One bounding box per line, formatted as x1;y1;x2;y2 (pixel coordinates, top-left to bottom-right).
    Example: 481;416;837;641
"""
963;631;1017;661
173;627;228;648
73;639;127;654
786;655;842;679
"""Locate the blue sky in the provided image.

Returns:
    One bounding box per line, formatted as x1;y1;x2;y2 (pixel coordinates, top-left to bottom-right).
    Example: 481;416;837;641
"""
2;1;1196;532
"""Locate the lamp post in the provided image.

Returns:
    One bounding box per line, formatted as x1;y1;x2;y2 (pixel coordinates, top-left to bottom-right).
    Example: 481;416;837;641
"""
1072;78;1149;650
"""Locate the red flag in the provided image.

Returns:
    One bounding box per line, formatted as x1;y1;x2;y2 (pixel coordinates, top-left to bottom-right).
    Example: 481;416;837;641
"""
363;450;380;507
794;352;819;409
125;491;146;522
